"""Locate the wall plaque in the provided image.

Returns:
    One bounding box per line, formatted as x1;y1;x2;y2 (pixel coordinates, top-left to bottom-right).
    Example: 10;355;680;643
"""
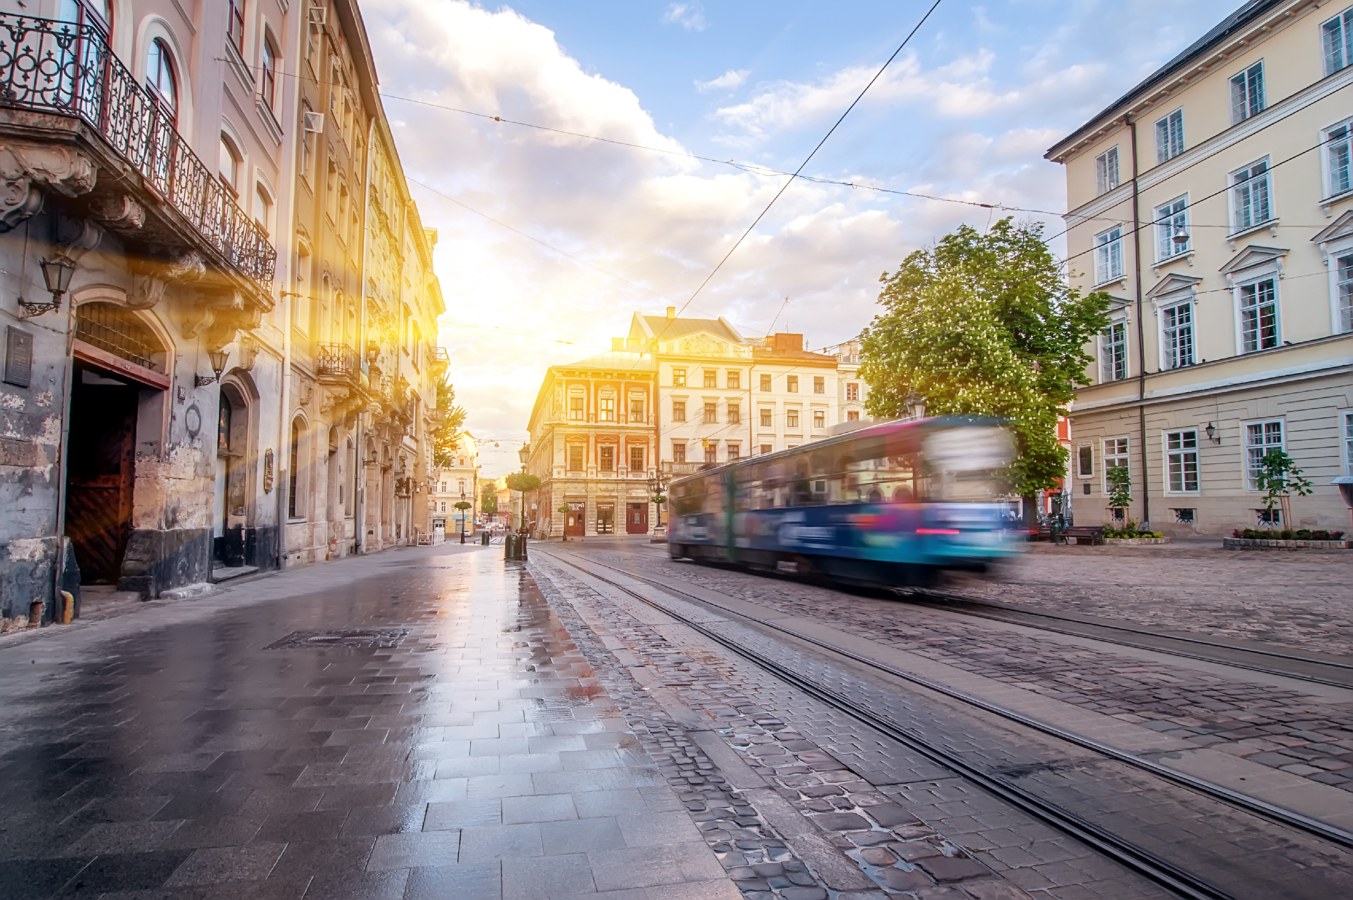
3;326;33;388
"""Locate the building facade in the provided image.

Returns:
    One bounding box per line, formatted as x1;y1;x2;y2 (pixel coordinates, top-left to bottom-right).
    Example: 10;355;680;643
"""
1047;0;1353;534
526;350;658;538
430;433;478;537
826;340;869;424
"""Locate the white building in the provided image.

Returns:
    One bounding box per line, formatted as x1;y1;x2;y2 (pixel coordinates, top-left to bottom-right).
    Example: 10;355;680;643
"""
430;433;479;537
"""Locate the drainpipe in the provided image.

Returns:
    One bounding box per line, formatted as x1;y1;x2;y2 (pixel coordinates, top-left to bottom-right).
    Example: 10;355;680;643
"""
355;114;377;553
1127;115;1150;528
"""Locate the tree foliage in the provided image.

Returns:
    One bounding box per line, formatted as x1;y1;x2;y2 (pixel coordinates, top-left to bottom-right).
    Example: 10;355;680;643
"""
481;492;498;515
1106;465;1132;513
432;377;469;468
505;473;541;494
860;219;1110;496
1256;449;1313;529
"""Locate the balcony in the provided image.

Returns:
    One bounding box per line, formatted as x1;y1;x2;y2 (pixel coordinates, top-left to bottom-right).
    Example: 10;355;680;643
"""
316;342;360;383
0;15;275;288
662;461;707;478
428;346;449;374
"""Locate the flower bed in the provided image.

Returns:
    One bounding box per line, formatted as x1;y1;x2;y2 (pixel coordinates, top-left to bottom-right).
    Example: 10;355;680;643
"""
1104;537;1171;546
1223;537;1350;550
1232;528;1345;541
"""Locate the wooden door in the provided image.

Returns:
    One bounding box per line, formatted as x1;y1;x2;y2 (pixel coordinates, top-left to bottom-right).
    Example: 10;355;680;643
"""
566;502;585;537
626;502;648;534
596;503;615;534
66;373;137;584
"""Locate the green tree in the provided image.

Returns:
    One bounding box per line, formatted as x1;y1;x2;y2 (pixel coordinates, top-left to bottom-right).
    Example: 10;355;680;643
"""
481;492;498;516
557;503;572;541
1255;449;1313;530
432;377;468;468
1105;465;1132;520
860;218;1110;519
506;473;541;532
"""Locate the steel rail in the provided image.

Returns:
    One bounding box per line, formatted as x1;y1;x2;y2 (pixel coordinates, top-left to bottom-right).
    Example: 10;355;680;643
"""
539;550;1353;856
537;550;1242;900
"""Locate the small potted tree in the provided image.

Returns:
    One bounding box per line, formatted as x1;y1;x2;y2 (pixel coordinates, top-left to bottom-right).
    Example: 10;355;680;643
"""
1256;449;1312;534
1102;465;1165;543
557;503;572;541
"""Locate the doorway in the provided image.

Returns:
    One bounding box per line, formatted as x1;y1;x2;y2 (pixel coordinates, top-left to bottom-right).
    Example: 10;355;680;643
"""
214;383;249;568
596;503;615;534
566;502;585;537
65;365;138;584
626;502;648;534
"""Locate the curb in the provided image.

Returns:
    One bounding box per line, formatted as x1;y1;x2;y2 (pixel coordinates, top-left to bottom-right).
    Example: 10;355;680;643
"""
1222;538;1351;550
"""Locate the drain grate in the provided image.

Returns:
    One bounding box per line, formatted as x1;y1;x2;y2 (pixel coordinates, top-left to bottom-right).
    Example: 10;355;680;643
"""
265;629;409;650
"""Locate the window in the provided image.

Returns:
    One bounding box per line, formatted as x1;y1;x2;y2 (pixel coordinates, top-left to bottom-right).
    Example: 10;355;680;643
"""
569;396;584;421
672;400;686;423
1173;508;1196;524
568;445;583;471
1077;444;1093;478
630;398;645;422
599;446;614;472
672;368;686;387
760;444;773;455
219;135;240;195
760;408;772;427
703;370;717;388
1161;302;1194;369
630;446;645;472
1327;120;1352;198
1230;62;1265;124
253;185;273;235
813;376;824;394
306;8;319;70
599;397;615;422
760;374;772;392
787;375;798;393
261;38;278;109
846;383;859;402
440;502;446;513
1231;159;1272;231
1103;438;1129;492
813;411;825;429
1337;252;1353;333
1166;430;1199;493
1323;8;1353;75
786;410;800;429
727;371;740;389
727;403;740;425
1095;147;1120;195
1155;197;1189;259
1345;411;1353;473
300;104;315;183
727;444;740;461
1155;109;1185;163
673;442;686;463
1245;420;1283;490
146;39;177;124
1100;321;1127;382
703;402;717;425
846;411;860;422
1239;277;1279;352
705;443;718;464
1094;226;1124;284
440;482;446;492
227;0;245;55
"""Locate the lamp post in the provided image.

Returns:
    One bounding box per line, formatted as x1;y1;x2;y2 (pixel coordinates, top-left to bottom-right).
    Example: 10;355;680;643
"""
646;473;667;531
459;490;466;544
518;442;529;536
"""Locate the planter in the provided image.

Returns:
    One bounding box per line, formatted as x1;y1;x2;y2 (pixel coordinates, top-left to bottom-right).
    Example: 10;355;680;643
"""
1104;537;1171;546
1223;538;1351;550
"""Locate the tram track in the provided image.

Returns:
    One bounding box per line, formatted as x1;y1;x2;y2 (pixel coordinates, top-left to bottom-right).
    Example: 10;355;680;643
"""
534;547;1353;900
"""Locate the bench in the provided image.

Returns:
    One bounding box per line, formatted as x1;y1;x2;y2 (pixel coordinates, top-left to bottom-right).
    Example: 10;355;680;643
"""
1063;525;1105;545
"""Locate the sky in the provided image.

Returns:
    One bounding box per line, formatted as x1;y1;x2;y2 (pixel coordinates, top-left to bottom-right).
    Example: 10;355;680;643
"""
360;0;1241;477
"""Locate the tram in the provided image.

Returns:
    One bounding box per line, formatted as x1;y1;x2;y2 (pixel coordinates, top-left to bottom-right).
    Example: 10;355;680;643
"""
667;417;1021;586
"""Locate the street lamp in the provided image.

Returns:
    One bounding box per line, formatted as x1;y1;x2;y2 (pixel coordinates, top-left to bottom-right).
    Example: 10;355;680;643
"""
459;490;466;544
518;442;529;535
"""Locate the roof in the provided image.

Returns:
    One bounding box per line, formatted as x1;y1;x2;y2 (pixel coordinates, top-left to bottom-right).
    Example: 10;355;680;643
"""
1046;0;1282;162
554;350;656;372
752;347;837;365
632;313;744;344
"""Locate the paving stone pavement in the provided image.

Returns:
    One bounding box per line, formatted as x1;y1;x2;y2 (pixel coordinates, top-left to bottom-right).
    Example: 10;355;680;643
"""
534;546;1353;900
531;552;1170;900
0;547;742;899
588;546;1353;795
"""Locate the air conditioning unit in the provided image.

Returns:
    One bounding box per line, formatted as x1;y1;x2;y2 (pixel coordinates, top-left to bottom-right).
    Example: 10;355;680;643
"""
307;4;327;25
303;110;324;133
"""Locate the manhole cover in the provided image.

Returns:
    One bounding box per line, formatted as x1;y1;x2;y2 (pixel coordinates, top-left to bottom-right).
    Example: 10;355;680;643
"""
265;629;409;650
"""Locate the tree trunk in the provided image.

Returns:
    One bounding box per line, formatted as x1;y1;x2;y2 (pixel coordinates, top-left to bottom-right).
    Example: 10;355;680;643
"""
1021;495;1038;533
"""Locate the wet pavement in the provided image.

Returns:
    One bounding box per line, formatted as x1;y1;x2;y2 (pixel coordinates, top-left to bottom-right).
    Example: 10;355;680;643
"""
0;546;739;899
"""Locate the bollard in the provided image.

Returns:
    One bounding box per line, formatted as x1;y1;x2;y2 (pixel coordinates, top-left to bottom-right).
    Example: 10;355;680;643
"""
481;531;489;546
61;591;75;624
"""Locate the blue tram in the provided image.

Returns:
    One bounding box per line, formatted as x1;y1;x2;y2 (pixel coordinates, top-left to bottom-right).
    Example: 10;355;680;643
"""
667;417;1022;586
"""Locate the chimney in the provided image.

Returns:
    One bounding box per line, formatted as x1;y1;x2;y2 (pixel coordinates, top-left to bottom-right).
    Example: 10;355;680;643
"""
666;306;676;319
771;333;803;353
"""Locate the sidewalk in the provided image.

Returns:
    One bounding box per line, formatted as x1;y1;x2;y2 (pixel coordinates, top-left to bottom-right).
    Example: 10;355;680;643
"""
0;546;740;899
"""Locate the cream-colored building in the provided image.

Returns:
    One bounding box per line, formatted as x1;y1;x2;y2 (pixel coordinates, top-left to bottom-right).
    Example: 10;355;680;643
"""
1046;0;1353;534
430;433;479;537
827;340;869;423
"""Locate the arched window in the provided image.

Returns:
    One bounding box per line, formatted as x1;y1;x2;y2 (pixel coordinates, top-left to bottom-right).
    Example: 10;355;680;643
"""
260;35;278;109
219;134;240;195
253;183;273;235
288;416;304;519
59;0;111;33
146;39;177;124
227;0;246;55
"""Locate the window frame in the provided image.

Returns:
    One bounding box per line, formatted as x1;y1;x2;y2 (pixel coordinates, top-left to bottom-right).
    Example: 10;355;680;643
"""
703;369;717;389
1099;319;1128;383
146;38;178;126
759;408;773;428
630;445;645;472
1322;7;1353;76
726;370;740;390
567;444;584;472
727;403;740;425
260;34;279;110
672;442;686;463
1344;410;1353;475
1243;419;1284;491
227;0;246;55
1164;429;1200;494
1076;443;1094;479
813;376;825;394
1236;274;1280;354
1155;109;1185;164
846;382;859;402
568;394;584;421
1095;146;1120;196
599;445;615;473
1229;61;1265;125
813;410;825;429
703;401;717;425
1094;225;1125;285
1323;116;1353;201
759;443;773;456
1154;195;1189;261
726;443;740;461
759;373;772;392
1159;299;1195;370
786;375;799;393
786;409;800;429
1102;437;1130;495
598;395;615;423
1333;248;1353;334
1229;157;1274;234
672;367;686;387
219;133;241;196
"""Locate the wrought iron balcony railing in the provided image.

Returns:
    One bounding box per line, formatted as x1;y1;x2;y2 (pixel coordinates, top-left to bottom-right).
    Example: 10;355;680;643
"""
0;15;276;287
316;342;360;380
428;346;449;371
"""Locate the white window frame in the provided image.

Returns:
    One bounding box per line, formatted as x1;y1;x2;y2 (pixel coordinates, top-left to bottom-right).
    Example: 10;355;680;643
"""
1094;225;1125;285
1344;410;1353;475
1235;274;1281;354
1099;318;1128;383
1158;299;1195;370
1243;419;1284;491
1163;429;1200;494
1155;109;1185;164
1155;195;1189;261
1333;244;1353;334
1229;157;1273;235
759;407;773;428
1229;61;1265;124
1323;7;1353;76
1076;443;1094;479
1102;437;1130;495
1324;116;1353;201
1095;146;1120;195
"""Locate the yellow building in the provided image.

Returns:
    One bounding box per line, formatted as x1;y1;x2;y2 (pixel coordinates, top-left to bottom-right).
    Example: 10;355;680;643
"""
1046;0;1353;534
430;434;479;538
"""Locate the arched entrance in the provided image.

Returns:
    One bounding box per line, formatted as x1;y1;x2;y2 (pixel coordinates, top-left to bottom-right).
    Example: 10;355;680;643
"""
65;301;169;585
214;379;252;568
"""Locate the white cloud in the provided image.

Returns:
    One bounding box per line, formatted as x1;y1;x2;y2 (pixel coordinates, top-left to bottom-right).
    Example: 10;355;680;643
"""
661;2;707;32
696;68;749;93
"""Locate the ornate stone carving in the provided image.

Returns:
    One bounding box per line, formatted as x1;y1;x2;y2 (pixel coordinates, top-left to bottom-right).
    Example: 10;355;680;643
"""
182;289;261;353
127;271;167;310
676;334;728;357
0;142;97;232
237;335;260;372
90;194;146;232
